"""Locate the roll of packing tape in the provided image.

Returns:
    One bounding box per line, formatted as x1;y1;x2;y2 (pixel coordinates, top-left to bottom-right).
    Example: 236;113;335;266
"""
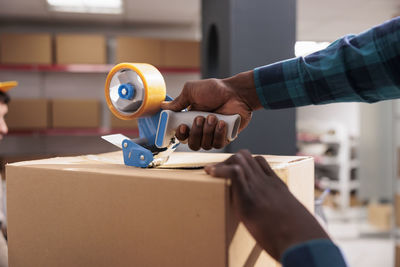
105;63;166;120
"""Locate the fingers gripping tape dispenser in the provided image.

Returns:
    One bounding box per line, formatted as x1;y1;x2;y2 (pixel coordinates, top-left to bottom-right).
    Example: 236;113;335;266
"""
103;63;241;168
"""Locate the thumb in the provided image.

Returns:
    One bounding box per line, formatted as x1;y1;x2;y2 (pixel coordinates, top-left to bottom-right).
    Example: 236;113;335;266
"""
206;163;248;196
160;93;191;112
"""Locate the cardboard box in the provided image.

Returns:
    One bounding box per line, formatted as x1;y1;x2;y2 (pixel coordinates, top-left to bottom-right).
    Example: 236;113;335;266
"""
161;40;200;68
51;99;100;128
396;244;400;267
0;33;52;64
55;34;106;64
6;99;49;129
110;112;138;129
7;152;313;267
367;202;392;231
396;194;400;227
116;36;162;65
0;155;55;179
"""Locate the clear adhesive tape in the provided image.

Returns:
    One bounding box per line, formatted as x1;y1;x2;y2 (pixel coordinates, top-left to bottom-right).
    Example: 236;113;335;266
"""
105;63;166;120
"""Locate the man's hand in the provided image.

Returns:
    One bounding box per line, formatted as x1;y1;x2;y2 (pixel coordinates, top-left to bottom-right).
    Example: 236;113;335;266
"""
161;71;262;151
205;150;330;261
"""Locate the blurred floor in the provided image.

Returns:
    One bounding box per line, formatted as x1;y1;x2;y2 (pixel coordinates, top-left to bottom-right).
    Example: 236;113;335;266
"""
324;206;394;267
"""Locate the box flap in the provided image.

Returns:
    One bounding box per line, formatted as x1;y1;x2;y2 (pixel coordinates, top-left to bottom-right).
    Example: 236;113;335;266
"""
10;151;310;168
7;152;312;183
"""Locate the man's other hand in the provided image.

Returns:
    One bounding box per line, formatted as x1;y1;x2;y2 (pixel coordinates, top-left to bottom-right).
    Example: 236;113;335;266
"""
205;150;330;261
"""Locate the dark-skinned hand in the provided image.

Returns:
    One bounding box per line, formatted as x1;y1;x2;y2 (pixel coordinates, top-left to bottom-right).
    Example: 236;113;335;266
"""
205;150;330;261
160;71;262;151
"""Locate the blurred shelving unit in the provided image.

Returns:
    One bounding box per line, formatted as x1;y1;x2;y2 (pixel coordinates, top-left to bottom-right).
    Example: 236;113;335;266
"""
297;121;359;210
0;32;202;174
0;64;199;159
0;64;200;74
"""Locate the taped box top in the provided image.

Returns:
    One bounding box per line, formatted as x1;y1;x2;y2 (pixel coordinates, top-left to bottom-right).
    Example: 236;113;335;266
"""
6;152;314;267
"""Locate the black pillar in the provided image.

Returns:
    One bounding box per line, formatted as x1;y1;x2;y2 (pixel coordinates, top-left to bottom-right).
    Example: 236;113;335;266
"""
202;0;297;155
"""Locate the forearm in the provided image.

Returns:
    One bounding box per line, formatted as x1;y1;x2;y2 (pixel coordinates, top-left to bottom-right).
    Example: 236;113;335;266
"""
281;239;347;267
254;17;400;109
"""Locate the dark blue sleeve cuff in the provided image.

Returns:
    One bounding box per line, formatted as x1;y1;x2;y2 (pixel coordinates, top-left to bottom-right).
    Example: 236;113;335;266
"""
253;66;271;109
253;58;306;109
281;239;347;267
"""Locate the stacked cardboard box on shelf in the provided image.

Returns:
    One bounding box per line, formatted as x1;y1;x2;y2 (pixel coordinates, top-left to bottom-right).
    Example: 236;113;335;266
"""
0;32;199;67
6;99;101;130
7;152;314;267
5;98;141;131
51;99;100;128
0;33;52;64
55;34;106;65
395;194;400;228
116;37;162;66
116;36;200;68
160;40;200;68
1;33;198;133
6;99;50;130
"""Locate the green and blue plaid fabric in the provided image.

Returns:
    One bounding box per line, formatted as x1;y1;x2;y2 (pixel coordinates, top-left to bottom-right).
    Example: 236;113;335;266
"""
254;17;400;109
282;239;347;267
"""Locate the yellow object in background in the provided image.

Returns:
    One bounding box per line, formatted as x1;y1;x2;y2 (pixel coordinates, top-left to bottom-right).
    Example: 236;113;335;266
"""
0;81;18;92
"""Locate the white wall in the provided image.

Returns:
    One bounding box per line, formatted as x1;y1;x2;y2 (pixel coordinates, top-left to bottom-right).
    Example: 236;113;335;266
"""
358;101;394;201
297;0;399;41
296;103;360;137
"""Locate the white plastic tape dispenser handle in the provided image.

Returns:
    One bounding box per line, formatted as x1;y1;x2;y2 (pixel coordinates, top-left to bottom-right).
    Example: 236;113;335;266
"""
155;110;241;148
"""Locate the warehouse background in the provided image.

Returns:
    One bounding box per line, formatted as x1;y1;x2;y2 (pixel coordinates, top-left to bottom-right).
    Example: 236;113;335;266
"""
0;0;399;266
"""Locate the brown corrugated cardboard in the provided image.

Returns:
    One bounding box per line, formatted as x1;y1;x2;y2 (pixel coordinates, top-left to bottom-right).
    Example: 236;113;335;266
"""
51;99;100;128
55;34;106;64
367;202;392;231
109;112;138;129
116;36;162;65
396;244;400;267
161;40;200;68
7;152;314;267
0;33;52;64
396;194;400;227
0;155;54;179
6;99;49;129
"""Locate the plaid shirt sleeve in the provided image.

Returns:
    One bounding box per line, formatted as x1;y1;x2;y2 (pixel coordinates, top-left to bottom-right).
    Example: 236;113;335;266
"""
281;239;347;267
254;16;400;109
